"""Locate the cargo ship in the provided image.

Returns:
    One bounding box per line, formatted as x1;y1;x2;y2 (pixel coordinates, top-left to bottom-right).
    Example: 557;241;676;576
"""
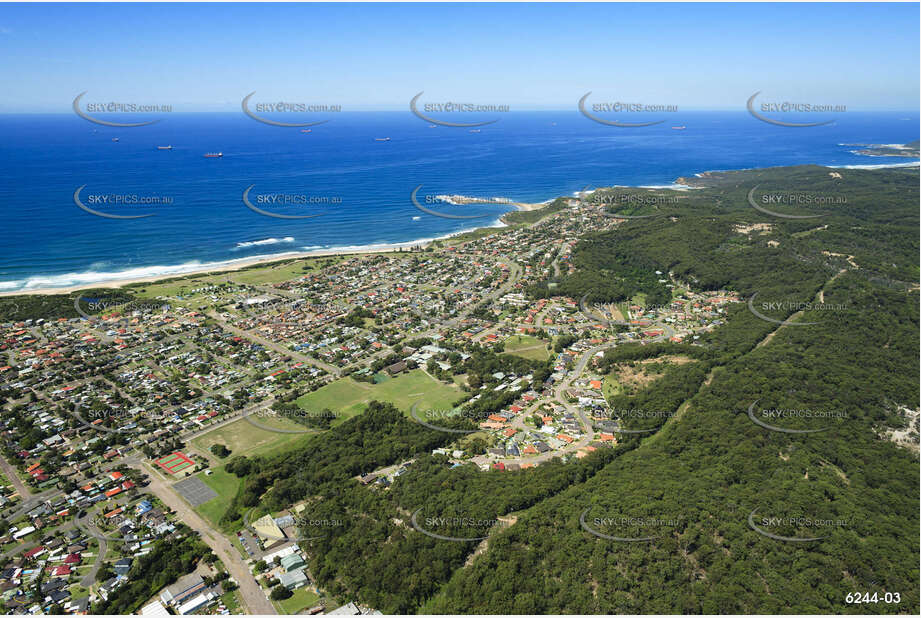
203;152;223;158
374;137;390;142
157;145;172;150
300;129;311;133
671;126;686;130
469;129;481;133
111;137;119;142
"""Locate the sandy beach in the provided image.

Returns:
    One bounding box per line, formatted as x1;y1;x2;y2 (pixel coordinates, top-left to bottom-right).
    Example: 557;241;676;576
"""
0;243;428;297
0;200;551;298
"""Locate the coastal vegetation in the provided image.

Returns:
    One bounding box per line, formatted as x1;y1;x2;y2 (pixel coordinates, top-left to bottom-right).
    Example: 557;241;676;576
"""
223;166;918;613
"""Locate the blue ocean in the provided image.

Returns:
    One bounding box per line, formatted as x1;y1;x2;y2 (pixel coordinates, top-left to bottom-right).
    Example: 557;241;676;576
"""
0;111;917;292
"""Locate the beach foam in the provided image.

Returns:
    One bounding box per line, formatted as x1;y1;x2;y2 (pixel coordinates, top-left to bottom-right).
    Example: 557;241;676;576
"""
0;254;300;292
831;161;920;170
0;218;515;293
235;237;295;249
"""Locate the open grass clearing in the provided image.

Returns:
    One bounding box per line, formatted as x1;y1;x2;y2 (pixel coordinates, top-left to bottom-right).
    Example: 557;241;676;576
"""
295;369;462;420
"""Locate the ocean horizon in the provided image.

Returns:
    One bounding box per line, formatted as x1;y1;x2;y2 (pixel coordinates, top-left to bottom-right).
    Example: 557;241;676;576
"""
1;110;918;293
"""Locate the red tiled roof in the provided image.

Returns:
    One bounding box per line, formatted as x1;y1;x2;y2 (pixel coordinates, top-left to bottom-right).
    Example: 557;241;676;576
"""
23;545;45;558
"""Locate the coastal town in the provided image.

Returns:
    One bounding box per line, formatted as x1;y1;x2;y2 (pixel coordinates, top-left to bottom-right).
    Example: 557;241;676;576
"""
0;191;740;614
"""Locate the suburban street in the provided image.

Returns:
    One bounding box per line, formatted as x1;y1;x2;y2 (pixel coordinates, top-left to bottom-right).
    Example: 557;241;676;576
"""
129;459;276;615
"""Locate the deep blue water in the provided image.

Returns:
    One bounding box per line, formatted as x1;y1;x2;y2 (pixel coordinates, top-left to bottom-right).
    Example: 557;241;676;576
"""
0;111;917;291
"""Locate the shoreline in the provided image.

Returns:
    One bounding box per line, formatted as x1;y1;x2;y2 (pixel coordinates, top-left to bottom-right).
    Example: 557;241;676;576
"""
3;160;917;297
0;245;420;297
0;219;511;298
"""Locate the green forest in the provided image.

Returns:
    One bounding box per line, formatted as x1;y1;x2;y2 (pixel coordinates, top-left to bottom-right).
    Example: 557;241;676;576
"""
223;166;919;614
92;532;212;614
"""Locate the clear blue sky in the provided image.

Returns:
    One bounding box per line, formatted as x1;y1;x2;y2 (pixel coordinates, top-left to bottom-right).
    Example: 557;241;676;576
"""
1;2;918;112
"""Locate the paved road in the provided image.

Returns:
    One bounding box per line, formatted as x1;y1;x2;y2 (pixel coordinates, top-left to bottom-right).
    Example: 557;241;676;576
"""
79;520;108;586
209;310;340;377
128;460;276;615
444;259;521;330
0;519;78;561
2;488;63;522
181;398;276;443
0;453;33;500
479;341;619;467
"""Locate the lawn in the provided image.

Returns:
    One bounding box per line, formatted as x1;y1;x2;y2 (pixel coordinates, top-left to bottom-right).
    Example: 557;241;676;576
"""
220;589;242;613
191;416;316;459
503;334;550;361
603;373;624;400
194;466;242;529
192;418;321;529
295;369;462;420
276;587;320;614
68;584;90;600
229;258;332;285
130;274;231;303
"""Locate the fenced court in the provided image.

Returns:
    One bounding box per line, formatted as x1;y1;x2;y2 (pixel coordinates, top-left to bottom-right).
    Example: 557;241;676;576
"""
155;452;195;475
174;476;218;507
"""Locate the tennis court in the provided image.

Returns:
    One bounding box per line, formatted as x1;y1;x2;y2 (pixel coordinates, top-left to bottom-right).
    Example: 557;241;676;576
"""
155;452;195;475
174;476;218;507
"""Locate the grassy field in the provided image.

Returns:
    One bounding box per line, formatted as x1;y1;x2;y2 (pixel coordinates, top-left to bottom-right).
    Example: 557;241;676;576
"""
131;257;334;295
276;587;320;614
192;418;319;529
194;466;243;529
191;416;316;459
603;373;624;400
131;275;231;303
296;369;462;419
503;334;550;361
229;257;339;285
